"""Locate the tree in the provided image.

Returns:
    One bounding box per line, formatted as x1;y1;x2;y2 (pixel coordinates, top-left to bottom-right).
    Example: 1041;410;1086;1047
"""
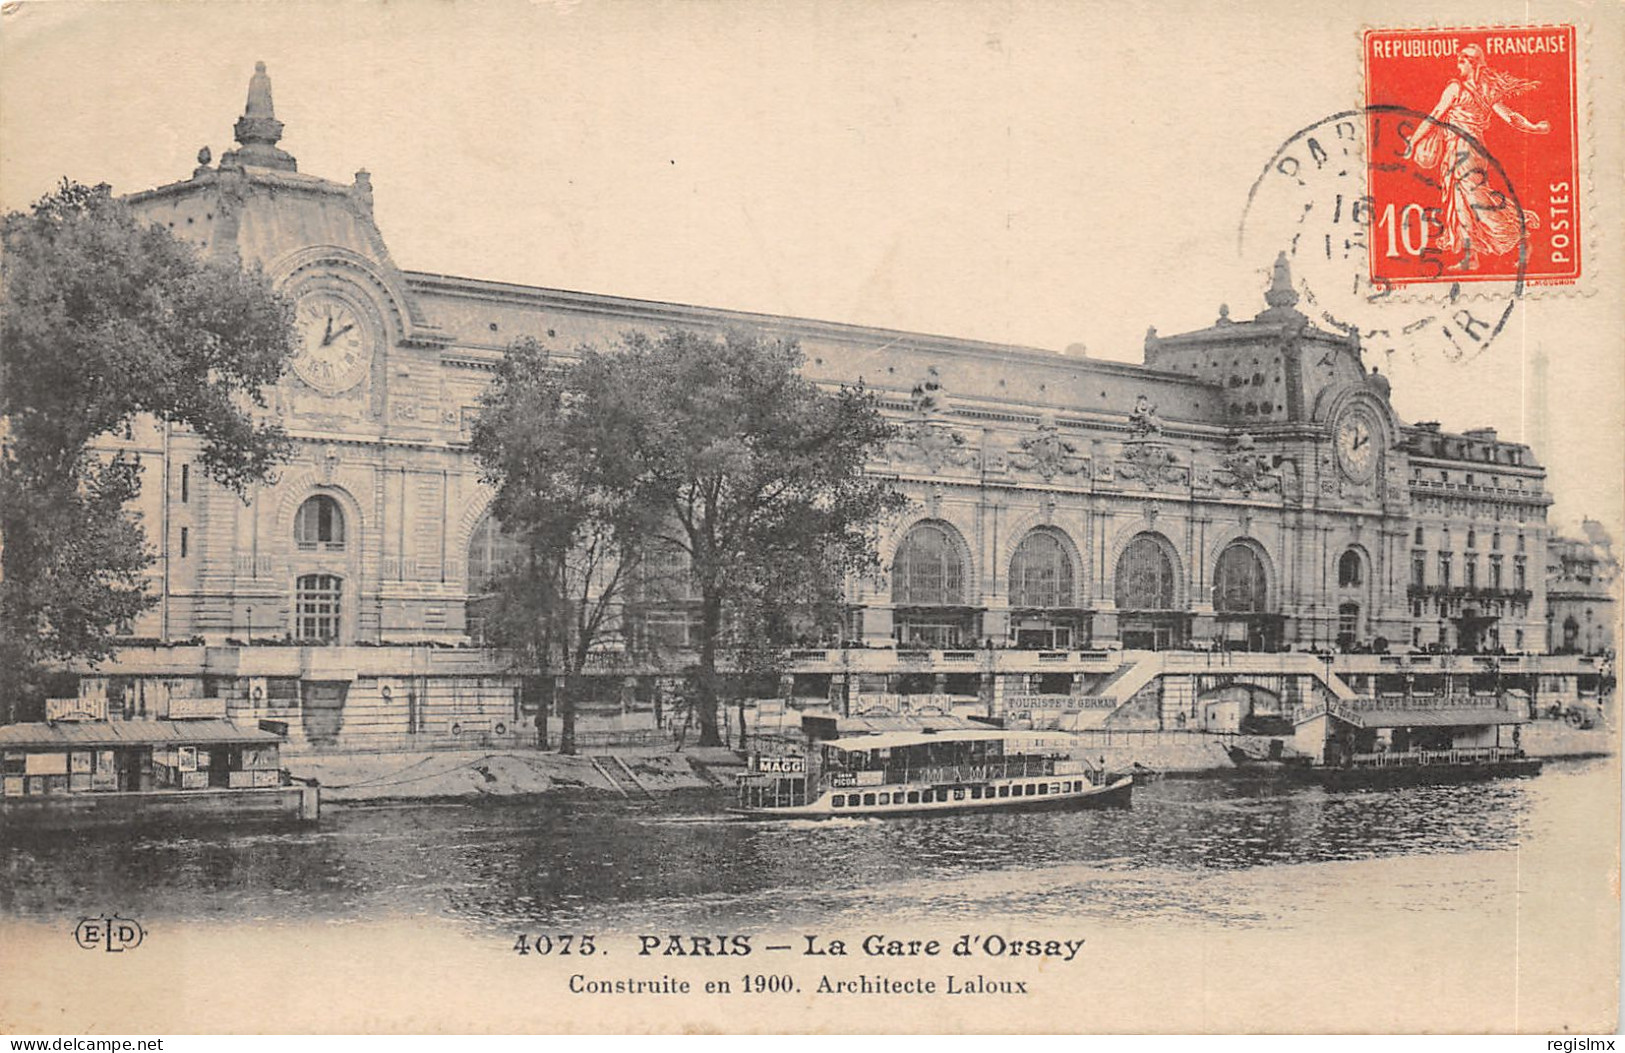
469;337;650;755
552;328;904;747
0;181;295;722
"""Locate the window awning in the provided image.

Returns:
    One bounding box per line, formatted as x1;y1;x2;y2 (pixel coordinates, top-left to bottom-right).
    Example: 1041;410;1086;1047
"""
0;719;284;751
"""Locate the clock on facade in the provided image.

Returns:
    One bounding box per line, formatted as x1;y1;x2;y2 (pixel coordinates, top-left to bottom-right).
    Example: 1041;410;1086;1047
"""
1333;406;1380;483
292;291;375;395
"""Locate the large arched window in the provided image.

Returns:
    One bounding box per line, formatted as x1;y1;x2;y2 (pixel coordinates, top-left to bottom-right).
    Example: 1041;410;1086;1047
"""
1115;535;1176;611
892;523;966;606
294;495;345;551
295;574;343;642
468;514;524;593
1214;543;1268;613
1009;531;1074;609
1338;548;1364;587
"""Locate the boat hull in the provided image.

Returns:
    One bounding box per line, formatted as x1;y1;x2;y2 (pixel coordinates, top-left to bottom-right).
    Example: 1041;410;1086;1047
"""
1290;758;1544;790
0;786;320;833
731;775;1133;820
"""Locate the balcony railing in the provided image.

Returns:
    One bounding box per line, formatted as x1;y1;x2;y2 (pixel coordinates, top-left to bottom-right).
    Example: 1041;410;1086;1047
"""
1407;584;1533;602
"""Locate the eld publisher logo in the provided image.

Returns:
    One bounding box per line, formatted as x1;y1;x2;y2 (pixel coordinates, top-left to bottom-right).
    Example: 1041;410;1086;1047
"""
73;915;145;953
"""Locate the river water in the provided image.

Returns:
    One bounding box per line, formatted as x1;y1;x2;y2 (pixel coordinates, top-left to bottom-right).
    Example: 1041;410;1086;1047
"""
2;758;1614;936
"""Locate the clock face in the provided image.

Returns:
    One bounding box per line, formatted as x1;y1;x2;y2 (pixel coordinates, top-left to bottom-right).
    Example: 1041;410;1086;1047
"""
292;293;373;395
1334;408;1379;483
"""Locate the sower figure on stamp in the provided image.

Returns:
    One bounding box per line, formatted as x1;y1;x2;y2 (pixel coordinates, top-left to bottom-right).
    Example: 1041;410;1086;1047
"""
1402;43;1550;271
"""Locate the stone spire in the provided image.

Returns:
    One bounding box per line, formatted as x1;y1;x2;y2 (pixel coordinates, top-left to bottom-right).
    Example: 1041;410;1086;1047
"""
222;61;297;172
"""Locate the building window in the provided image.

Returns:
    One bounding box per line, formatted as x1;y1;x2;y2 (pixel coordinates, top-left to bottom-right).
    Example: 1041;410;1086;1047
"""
1337;549;1363;587
179;527;189;559
467;514;524;593
631;537;703;652
294;495;346;551
1337;602;1360;645
466;514;526;641
1489;556;1503;590
180;464;190;503
1514;559;1526;591
893;522;966;606
295;574;343;642
1414;526;1424;544
1213;543;1267;613
1492;531;1501;550
1466;529;1476;549
1438;553;1452;589
1411;553;1426;588
1464;557;1477;590
1517;534;1525;552
1116;535;1176;610
1009;531;1074;609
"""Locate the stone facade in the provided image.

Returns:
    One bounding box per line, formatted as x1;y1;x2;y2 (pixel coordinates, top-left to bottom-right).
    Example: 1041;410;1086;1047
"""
1546;521;1619;655
113;67;1553;659
71;66;1600;752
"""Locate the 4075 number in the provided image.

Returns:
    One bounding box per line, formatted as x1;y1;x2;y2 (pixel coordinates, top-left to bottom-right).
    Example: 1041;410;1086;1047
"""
514;934;598;956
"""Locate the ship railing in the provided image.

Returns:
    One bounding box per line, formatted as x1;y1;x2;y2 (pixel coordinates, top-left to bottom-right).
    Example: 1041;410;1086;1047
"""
870;757;1057;785
1347;747;1511;768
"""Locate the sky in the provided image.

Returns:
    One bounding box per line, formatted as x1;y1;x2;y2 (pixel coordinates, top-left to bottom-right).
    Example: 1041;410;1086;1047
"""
2;0;1620;537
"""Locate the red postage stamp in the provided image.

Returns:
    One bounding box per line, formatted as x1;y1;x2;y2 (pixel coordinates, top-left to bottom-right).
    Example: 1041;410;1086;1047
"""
1363;25;1580;287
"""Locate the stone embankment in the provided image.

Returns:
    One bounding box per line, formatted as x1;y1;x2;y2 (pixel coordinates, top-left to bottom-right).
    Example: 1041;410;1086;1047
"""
286;745;743;803
287;720;1613;803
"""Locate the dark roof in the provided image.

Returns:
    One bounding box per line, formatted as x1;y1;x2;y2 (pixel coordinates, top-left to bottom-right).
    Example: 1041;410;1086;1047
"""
1349;707;1529;728
0;719;284;750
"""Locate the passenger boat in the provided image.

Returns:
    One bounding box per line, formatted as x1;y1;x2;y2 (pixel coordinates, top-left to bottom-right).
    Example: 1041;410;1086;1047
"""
732;729;1133;819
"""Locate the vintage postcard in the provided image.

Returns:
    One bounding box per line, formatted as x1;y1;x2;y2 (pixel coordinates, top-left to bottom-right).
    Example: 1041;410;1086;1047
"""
1;0;1620;1037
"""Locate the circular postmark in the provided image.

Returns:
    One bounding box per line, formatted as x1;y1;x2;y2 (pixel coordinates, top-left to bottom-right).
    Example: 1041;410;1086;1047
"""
1239;105;1529;366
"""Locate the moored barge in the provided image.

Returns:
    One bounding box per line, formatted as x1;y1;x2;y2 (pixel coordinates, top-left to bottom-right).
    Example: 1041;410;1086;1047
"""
1;716;318;831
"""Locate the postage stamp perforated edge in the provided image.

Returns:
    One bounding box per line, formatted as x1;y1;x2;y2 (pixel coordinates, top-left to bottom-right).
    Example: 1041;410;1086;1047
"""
1350;20;1600;304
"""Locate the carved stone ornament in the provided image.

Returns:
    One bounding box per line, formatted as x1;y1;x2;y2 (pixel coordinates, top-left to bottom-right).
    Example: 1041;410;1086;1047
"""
909;366;948;416
1009;415;1087;481
1215;432;1280;495
1128;394;1164;438
1117;439;1187;490
888;419;976;472
320;443;340;482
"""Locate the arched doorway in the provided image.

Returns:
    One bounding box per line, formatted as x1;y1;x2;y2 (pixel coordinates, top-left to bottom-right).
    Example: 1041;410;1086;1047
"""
1115;533;1186;650
1008;528;1089;648
892;521;975;647
1334;545;1371;651
1213;541;1279;651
